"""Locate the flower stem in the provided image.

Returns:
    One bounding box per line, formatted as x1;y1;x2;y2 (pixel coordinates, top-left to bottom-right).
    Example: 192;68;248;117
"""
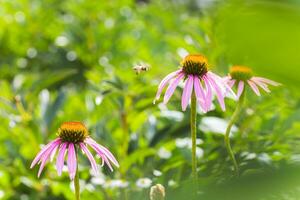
74;148;80;200
190;92;197;180
224;91;245;176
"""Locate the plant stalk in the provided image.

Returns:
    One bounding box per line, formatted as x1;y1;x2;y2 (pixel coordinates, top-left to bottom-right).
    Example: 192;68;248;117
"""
224;91;245;176
74;148;80;200
190;92;197;180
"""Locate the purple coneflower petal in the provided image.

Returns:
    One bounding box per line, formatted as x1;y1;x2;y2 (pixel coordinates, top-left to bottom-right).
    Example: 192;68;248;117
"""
163;72;185;104
206;75;225;111
237;81;245;99
228;80;236;88
251;78;271;93
203;76;213;111
30;138;61;168
208;72;237;100
37;140;61;177
193;76;206;112
67;143;77;180
154;69;182;104
56;142;68;176
85;138;119;167
79;142;98;174
86;142;113;171
50;144;59;162
247;80;261;96
223;76;231;82
102;155;114;171
252;77;281;86
181;75;194;111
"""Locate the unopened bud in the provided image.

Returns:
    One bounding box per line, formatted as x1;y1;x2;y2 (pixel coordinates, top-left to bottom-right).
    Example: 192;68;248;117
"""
150;184;165;200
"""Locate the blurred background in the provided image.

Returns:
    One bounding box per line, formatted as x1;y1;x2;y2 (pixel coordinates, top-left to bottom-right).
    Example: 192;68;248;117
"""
0;0;300;199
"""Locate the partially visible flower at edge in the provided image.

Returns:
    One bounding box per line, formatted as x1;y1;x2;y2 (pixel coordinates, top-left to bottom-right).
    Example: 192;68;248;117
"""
224;65;281;99
31;122;119;180
154;54;236;112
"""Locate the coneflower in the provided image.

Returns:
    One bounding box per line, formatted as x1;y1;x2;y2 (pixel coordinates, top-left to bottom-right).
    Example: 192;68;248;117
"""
154;54;235;112
154;54;235;180
223;66;280;176
31;122;119;200
225;66;281;99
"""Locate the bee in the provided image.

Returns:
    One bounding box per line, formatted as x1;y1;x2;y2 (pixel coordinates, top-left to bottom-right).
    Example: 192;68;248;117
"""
132;63;150;75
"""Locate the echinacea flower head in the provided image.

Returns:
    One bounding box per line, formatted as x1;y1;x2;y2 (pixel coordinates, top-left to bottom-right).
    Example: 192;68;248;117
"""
225;66;281;99
154;54;235;112
31;122;119;180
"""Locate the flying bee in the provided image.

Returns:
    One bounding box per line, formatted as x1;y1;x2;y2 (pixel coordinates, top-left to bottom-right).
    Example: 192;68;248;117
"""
132;63;150;75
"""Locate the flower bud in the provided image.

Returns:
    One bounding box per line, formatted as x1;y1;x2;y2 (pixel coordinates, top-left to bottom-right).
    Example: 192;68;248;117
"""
150;184;165;200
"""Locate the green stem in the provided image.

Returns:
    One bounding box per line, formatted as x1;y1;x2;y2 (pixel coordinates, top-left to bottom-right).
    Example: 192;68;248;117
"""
224;91;245;176
74;148;80;200
190;92;197;180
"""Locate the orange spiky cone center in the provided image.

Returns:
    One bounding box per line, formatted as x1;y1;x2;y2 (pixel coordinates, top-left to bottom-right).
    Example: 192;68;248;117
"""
58;122;88;143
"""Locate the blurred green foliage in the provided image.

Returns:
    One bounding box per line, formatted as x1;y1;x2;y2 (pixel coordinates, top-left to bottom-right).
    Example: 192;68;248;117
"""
0;0;300;199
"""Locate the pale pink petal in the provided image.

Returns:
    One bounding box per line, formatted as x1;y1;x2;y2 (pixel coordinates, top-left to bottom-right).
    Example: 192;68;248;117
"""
251;78;271;93
86;142;113;171
193;76;206;112
80;143;98;174
203;76;213;111
208;72;236;99
223;76;231;82
206;74;225;111
181;75;194;111
163;72;185;104
252;77;281;86
248;80;261;96
154;69;182;104
31;138;61;168
228;80;236;88
67;143;77;180
102;156;113;171
85;138;119;167
50;144;59;162
237;81;245;99
56;142;68;176
37;140;61;177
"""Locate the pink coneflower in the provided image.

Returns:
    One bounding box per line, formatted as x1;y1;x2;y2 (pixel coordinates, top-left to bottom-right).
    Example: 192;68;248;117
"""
31;122;119;180
224;66;281;99
154;54;235;112
223;66;280;176
154;54;236;180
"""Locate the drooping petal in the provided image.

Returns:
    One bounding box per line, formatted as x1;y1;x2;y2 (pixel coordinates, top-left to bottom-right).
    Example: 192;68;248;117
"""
206;74;225;111
181;75;194;111
67;143;77;180
37;140;61;177
50;144;59;162
154;69;182;104
163;72;185;104
208;72;236;99
193;76;206;112
223;76;231;82
237;81;245;99
56;142;68;176
85;138;119;167
247;80;261;96
79;142;98;174
252;77;281;86
203;76;213;111
251;78;271;93
85;142;113;171
102;155;114;171
31;138;61;168
228;80;236;88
